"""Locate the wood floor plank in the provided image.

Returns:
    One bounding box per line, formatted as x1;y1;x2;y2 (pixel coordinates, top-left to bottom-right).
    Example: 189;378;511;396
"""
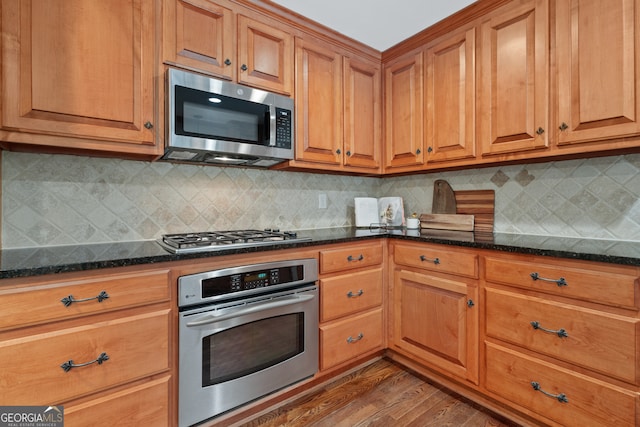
241;359;520;427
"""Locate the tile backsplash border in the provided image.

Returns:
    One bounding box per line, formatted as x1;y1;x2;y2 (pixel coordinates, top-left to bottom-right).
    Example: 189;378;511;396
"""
2;151;640;248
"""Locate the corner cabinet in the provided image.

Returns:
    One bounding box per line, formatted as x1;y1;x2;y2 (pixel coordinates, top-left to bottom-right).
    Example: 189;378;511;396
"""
555;0;640;146
0;267;173;426
0;0;161;158
285;36;381;173
388;241;479;384
162;0;294;95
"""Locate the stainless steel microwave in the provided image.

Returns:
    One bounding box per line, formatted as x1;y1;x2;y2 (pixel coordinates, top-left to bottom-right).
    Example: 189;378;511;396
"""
163;68;294;167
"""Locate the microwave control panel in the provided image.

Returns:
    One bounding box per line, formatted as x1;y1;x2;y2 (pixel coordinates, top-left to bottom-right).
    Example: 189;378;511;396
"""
275;108;292;149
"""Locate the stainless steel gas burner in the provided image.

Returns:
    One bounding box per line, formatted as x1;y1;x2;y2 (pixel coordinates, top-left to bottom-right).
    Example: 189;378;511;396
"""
158;229;310;254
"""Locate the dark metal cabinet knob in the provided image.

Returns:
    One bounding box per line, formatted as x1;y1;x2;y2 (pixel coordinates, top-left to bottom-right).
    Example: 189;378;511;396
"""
224;58;231;66
144;121;153;129
241;64;248;71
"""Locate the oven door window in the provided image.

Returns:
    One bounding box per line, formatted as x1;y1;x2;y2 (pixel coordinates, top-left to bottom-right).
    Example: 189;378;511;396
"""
175;85;270;145
202;313;304;386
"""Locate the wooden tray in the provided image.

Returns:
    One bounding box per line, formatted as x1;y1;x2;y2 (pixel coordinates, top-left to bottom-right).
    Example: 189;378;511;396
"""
419;214;474;231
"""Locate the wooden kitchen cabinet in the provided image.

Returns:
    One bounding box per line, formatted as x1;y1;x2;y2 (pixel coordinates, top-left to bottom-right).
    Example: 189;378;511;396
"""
424;27;476;164
163;0;294;95
389;241;479;384
0;0;161;158
318;242;386;371
163;0;293;95
383;50;425;171
483;253;640;426
555;0;640;147
285;36;381;173
477;0;550;156
0;266;173;424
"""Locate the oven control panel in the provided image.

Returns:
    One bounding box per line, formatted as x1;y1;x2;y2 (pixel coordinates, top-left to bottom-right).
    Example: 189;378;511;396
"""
178;258;318;308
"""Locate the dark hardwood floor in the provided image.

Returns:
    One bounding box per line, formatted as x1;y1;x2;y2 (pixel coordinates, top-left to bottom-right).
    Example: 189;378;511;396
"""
241;358;520;427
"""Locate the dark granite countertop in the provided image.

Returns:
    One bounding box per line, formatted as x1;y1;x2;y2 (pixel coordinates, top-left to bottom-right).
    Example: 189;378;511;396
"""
1;227;639;280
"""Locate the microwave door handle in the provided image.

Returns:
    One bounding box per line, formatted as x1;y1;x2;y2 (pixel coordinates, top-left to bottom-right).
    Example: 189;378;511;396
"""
268;108;275;146
186;294;315;327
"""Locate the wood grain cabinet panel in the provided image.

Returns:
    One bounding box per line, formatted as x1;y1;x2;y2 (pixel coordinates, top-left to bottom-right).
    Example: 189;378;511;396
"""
320;268;383;322
0;0;158;155
0;270;171;331
425;28;476;164
556;0;640;145
478;0;549;155
392;268;479;384
485;343;638;427
384;51;424;170
486;287;639;383
394;243;478;279
319;242;384;274
0;308;170;405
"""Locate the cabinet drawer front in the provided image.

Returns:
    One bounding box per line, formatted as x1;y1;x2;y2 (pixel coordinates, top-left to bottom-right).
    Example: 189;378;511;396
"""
320;243;384;274
486;288;638;383
485;343;638;427
0;309;170;405
394;244;478;278
485;257;638;309
320;308;383;370
0;270;170;331
65;376;170;427
320;268;383;322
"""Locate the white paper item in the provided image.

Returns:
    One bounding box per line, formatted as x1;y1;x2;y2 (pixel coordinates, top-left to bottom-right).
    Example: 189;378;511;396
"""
354;197;379;227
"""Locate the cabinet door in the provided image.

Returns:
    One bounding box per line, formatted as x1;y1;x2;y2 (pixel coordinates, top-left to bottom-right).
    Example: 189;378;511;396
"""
478;0;549;155
294;37;343;165
343;57;382;171
384;51;424;169
392;269;478;384
1;0;158;152
425;28;476;163
237;15;293;95
163;0;234;78
556;0;640;145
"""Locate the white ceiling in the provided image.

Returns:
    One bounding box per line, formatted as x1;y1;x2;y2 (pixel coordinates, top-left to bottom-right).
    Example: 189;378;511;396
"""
270;0;477;51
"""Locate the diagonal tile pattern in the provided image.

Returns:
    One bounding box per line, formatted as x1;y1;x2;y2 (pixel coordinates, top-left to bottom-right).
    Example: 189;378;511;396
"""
2;152;639;248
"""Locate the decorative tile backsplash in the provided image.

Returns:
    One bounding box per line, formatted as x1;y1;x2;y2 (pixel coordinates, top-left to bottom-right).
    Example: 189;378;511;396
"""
2;151;639;248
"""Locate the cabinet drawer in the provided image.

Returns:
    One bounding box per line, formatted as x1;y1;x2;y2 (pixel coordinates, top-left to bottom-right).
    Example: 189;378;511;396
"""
0;270;171;331
65;376;170;426
486;288;639;384
320;268;382;322
320;308;383;370
484;256;639;309
0;308;170;405
485;343;638;427
320;243;384;274
394;244;478;278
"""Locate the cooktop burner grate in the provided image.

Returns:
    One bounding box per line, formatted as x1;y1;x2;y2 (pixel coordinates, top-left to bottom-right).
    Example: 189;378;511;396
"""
158;229;310;254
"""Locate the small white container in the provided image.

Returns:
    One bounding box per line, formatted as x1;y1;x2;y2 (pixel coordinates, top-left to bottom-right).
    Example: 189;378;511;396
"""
406;217;420;229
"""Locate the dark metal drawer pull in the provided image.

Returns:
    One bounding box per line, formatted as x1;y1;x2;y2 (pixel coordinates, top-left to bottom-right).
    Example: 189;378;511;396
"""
347;289;364;298
61;352;109;372
61;290;109;307
347;254;364;262
531;381;568;403
530;321;568;338
346;333;364;344
419;255;440;264
530;272;567;287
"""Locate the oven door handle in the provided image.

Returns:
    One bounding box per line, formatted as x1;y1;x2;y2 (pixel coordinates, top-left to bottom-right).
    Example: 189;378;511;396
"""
186;294;315;327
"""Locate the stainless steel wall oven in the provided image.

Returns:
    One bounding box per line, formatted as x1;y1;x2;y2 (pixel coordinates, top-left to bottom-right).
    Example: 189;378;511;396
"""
178;259;318;427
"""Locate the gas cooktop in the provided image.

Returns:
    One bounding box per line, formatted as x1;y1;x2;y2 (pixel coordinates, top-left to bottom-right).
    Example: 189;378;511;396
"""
157;229;311;254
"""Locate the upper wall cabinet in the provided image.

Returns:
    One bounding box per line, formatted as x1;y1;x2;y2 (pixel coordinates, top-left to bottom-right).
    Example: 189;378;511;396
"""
555;0;640;146
477;0;549;156
384;51;424;171
163;0;294;95
0;0;160;157
285;36;381;173
424;28;477;164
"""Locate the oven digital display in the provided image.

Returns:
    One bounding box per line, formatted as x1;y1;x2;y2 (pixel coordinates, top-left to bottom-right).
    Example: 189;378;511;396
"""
202;265;304;298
